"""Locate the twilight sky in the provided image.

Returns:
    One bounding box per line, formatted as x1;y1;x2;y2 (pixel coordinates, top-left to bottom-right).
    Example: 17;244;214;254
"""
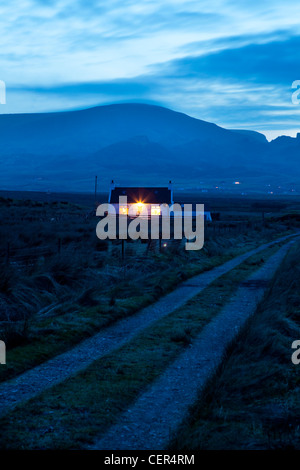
1;0;300;140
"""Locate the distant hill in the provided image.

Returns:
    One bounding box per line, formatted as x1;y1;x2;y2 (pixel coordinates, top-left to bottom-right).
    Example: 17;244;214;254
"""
229;129;268;144
0;103;299;192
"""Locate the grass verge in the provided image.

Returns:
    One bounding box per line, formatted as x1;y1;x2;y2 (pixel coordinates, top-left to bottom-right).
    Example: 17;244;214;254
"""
170;241;300;450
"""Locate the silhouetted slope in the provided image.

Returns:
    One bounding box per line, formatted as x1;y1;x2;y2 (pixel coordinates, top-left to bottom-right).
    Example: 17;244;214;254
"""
0;103;298;191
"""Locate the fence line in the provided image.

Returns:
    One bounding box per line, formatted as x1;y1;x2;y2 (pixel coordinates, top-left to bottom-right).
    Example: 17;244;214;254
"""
2;220;266;265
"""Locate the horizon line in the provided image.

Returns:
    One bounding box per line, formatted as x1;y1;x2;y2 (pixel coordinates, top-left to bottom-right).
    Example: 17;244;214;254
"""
0;100;299;143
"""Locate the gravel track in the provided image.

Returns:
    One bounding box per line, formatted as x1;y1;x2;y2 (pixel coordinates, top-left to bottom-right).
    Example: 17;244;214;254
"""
92;239;297;450
0;232;298;418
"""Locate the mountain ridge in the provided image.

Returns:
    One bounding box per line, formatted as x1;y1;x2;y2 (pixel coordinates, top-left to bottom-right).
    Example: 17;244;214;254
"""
0;103;298;192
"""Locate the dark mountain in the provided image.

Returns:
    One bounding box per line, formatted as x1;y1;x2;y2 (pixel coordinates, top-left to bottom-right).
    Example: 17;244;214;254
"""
230;129;268;144
0;103;298;192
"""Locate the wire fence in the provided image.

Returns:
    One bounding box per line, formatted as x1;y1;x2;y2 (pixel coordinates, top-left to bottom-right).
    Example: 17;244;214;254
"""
1;219;266;266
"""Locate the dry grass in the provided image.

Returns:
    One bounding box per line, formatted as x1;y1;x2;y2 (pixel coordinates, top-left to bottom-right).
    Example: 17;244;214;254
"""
0;196;297;381
171;241;300;450
0;244;282;449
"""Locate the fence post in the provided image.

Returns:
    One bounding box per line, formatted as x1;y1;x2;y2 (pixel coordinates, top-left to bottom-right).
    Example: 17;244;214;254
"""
121;239;125;261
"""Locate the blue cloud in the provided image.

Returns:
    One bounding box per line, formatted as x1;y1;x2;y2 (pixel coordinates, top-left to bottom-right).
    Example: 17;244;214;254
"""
12;80;154;96
166;34;300;85
2;0;300;138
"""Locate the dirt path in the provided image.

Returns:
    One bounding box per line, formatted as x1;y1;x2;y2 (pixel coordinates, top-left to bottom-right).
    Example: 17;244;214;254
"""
91;239;297;450
0;232;298;418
